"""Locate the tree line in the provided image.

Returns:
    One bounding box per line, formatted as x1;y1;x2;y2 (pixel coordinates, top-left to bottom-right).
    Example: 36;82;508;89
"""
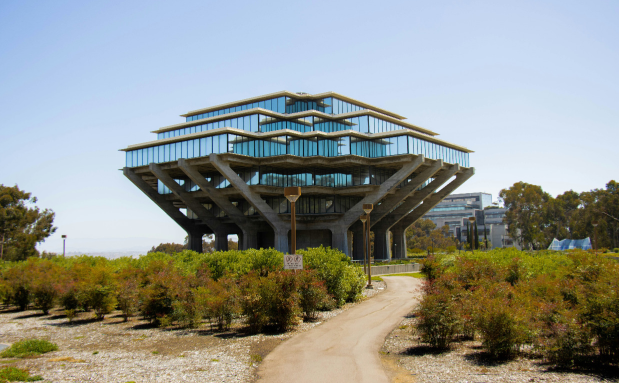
500;180;618;250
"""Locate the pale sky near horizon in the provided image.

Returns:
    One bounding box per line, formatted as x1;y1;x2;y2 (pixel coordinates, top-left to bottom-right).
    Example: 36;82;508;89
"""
0;0;617;254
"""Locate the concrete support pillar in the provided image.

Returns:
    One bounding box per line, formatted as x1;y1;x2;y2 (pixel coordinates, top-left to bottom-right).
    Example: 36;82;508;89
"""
208;154;289;253
391;228;407;259
274;229;289;254
187;231;204;253
215;234;228;252
351;223;364;261
373;227;391;261
331;227;349;256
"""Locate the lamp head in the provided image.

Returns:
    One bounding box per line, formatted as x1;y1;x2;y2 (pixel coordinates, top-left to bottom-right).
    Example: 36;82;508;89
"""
359;214;367;223
592;220;599;227
468;216;476;223
61;235;67;239
284;187;302;203
362;203;374;214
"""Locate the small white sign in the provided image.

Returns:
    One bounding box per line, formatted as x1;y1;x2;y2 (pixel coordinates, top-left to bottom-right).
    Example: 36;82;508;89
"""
284;254;303;270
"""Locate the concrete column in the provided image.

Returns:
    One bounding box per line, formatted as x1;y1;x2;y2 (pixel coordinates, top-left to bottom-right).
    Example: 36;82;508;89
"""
351;223;364;261
331;227;349;256
178;159;259;250
187;232;204;253
391;228;407;259
209;154;289;253
215;234;229;252
274;229;289;254
392;168;476;233
337;158;428;228
373;227;391;261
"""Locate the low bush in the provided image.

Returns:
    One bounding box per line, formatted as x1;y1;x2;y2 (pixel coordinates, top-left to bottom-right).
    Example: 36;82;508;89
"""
197;277;239;331
0;366;43;382
297;270;332;321
414;284;461;349
299;246;365;306
0;339;58;358
413;248;619;365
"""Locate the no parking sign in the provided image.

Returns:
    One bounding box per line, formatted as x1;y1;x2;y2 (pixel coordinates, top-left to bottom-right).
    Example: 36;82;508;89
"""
284;254;303;270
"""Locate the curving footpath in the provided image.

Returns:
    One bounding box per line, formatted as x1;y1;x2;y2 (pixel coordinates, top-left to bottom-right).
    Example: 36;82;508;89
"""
257;276;423;383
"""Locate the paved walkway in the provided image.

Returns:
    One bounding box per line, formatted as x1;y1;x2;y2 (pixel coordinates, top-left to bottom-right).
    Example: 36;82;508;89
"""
257;276;423;383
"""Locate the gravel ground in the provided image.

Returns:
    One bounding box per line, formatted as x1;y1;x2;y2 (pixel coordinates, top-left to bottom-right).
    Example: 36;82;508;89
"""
381;315;618;383
0;281;386;383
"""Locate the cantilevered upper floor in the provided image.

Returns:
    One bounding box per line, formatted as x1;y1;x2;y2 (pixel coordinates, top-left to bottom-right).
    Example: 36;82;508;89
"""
122;91;473;169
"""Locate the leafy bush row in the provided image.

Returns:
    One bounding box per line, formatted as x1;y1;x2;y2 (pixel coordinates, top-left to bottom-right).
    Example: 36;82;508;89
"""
415;248;619;366
0;246;365;333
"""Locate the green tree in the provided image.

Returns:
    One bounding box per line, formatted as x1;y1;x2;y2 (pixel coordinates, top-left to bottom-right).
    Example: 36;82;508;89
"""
405;219;459;251
499;182;551;250
148;242;185;254
0;185;56;261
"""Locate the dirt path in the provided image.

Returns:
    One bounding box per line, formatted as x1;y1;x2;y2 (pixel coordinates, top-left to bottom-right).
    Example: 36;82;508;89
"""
256;276;423;383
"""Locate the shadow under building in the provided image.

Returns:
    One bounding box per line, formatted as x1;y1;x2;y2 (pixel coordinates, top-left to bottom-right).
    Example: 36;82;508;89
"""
121;91;474;260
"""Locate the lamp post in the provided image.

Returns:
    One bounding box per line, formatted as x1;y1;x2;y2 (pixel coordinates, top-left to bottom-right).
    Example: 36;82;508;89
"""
363;204;374;288
284;187;301;255
468;216;476;253
61;235;67;257
360;214;368;274
592;220;599;254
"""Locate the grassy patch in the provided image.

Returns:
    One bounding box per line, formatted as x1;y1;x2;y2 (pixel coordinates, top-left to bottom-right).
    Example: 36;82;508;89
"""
384;272;425;278
48;356;84;363
0;340;58;358
371;276;383;282
0;366;43;382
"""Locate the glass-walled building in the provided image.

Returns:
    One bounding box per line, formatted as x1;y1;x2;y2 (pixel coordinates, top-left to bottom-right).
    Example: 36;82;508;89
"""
122;91;474;259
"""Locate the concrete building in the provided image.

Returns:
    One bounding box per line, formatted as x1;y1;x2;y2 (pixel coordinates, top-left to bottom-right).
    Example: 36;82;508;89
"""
423;192;518;249
121;91;474;259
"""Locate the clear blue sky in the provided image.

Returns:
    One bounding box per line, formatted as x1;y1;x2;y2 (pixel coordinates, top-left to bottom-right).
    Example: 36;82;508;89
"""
1;0;617;254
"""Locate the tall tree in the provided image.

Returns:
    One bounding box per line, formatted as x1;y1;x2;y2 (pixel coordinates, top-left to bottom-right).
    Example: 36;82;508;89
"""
0;185;56;261
499;182;551;250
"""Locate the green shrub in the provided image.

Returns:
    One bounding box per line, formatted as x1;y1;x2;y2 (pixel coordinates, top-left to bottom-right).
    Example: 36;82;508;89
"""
239;272;268;333
297;270;332;320
299;246;365;306
0;366;43;382
116;267;141;322
262;271;299;332
473;284;530;359
196;277;239;331
414;285;460;349
1;339;58;358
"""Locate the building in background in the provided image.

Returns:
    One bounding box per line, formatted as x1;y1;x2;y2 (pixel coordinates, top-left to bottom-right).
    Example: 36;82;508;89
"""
423;192;519;249
121;91;474;259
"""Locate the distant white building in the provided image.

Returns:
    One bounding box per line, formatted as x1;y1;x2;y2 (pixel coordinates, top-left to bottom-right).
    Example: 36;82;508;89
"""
422;192;520;249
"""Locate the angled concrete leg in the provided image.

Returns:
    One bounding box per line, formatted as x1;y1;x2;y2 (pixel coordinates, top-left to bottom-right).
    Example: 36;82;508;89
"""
331;227;349;256
187;232;204;253
373;227;391;261
391;228;406;259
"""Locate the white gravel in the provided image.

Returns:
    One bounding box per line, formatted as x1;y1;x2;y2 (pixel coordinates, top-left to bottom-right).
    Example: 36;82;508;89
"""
0;281;386;383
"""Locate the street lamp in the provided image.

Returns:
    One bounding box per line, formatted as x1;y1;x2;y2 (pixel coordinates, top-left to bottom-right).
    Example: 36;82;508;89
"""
468;216;476;253
360;214;368;274
363;204;374;288
61;235;67;257
284;187;301;255
592;220;599;254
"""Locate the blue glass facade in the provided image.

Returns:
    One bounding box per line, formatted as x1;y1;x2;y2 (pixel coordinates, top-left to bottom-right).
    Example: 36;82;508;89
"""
184;96;368;122
127;133;470;168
